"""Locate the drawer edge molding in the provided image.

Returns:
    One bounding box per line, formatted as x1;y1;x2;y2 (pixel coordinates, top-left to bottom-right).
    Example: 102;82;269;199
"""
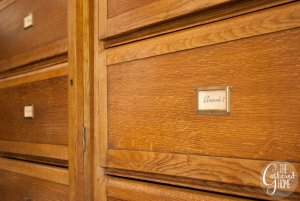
107;1;300;65
105;0;232;37
0;38;68;73
0;62;68;89
107;149;300;193
107;176;251;201
0;140;68;160
0;157;69;185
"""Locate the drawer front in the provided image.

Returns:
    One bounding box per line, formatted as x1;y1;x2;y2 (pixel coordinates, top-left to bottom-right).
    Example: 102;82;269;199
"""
106;18;300;196
0;63;68;165
0;75;68;145
105;0;231;38
107;177;251;201
0;169;68;201
0;0;67;71
108;28;300;164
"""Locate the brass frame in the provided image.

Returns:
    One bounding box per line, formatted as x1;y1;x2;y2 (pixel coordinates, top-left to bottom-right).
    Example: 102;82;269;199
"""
196;86;231;115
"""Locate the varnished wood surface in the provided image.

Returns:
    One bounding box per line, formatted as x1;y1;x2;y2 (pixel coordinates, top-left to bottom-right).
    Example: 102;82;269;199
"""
0;38;68;73
0;157;69;185
68;0;85;199
0;54;68;79
108;0;157;18
106;168;300;201
108;28;300;162
107;177;252;201
0;62;68;88
107;198;124;201
104;0;296;48
95;0;109;200
0;152;68;167
0;0;15;10
105;0;231;37
0;140;68;161
0;168;68;201
108;150;300;195
107;1;300;65
0;75;68;145
0;0;67;72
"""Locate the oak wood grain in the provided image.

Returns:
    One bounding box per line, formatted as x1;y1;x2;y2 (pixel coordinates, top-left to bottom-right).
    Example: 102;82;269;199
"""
0;0;67;72
107;150;300;194
105;0;232;37
104;0;295;48
0;75;68;145
68;0;85;199
108;0;157;18
0;168;68;201
0;140;68;160
108;28;300;162
95;0;109;200
0;62;68;89
0;157;69;185
106;168;300;201
82;0;96;200
107;1;300;65
0;54;68;79
107;176;252;201
0;152;68;167
0;39;68;73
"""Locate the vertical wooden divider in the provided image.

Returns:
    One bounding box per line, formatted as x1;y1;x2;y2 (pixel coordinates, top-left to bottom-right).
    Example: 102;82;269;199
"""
95;0;108;201
68;0;85;200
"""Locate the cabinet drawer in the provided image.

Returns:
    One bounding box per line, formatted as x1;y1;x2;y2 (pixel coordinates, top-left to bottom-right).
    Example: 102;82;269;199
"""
104;0;232;38
108;28;300;162
107;177;251;201
0;166;68;201
106;3;300;196
0;64;68;164
102;0;295;47
0;0;67;72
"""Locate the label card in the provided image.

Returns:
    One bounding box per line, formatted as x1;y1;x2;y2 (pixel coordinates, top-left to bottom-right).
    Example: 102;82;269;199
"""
24;12;33;29
196;86;230;115
24;105;34;118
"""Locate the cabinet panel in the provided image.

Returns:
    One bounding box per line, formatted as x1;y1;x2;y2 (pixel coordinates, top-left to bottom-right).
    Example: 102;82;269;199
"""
0;0;67;71
0;75;68;145
105;0;231;37
108;28;300;162
0;168;68;201
107;177;251;201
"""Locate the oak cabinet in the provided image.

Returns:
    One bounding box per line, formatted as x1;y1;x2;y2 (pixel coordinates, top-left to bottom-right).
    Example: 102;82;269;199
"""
0;63;68;166
0;0;70;198
0;0;68;72
106;177;251;201
99;1;300;200
0;166;68;201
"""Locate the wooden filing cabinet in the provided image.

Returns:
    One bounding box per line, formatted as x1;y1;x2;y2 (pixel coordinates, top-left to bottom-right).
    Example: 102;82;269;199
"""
0;0;68;72
0;63;69;166
96;0;300;200
106;177;252;201
0;0;71;200
1;0;300;200
0;166;68;201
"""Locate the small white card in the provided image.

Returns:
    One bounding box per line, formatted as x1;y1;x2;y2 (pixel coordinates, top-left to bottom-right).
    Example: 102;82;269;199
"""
24;105;34;118
196;86;230;115
24;12;33;29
